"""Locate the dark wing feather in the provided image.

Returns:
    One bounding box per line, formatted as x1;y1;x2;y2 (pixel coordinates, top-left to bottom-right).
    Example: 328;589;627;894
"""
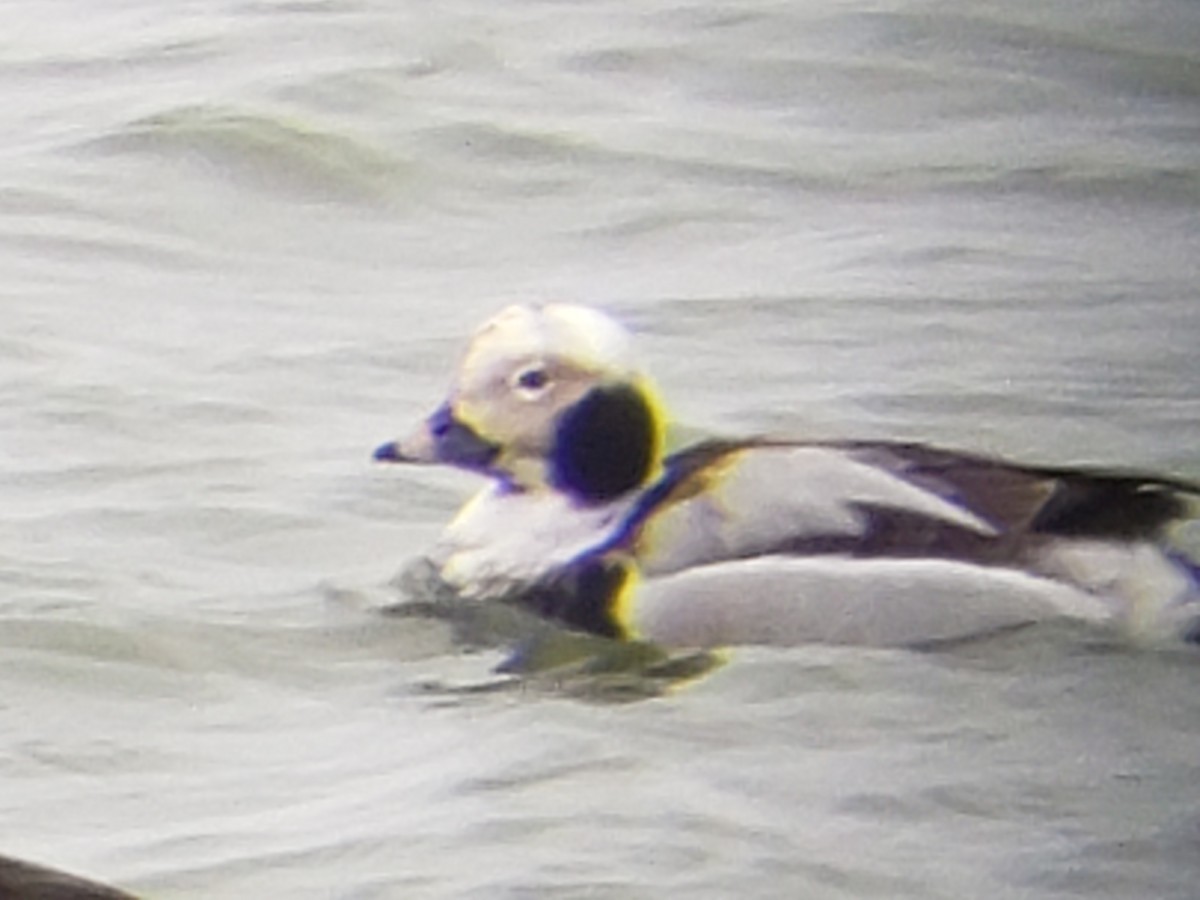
617;438;1197;574
831;440;1199;541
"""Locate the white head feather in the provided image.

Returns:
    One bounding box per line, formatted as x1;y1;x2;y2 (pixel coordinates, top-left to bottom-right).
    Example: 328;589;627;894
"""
457;304;639;389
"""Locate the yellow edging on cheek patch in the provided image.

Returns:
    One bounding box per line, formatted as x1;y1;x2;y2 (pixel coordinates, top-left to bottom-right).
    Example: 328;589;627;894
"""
636;377;669;477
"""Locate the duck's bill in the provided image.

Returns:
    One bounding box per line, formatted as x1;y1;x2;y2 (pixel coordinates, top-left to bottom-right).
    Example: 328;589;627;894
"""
374;403;500;471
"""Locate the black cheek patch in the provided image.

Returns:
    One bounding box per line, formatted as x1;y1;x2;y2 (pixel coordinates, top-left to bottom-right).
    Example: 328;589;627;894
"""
550;384;658;504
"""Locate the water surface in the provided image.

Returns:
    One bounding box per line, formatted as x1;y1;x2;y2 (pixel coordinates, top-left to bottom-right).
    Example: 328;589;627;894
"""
2;1;1199;897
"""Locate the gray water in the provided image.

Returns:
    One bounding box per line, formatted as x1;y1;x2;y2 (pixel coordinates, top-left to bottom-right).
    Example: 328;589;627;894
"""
3;1;1200;897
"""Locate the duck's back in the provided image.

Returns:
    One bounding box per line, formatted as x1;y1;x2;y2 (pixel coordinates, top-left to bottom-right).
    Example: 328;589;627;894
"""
599;440;1200;647
628;439;1195;571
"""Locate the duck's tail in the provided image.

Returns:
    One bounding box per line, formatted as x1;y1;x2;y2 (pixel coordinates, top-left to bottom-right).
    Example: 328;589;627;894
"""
1033;539;1200;646
1165;550;1200;644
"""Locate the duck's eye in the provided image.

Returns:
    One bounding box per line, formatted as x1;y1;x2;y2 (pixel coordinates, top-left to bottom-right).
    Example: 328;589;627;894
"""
513;366;551;396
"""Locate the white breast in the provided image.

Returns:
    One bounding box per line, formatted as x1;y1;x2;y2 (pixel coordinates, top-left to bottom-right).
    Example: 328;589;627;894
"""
431;485;635;599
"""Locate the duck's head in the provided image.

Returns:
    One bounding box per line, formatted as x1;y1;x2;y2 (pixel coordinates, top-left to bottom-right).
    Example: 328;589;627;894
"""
375;304;667;504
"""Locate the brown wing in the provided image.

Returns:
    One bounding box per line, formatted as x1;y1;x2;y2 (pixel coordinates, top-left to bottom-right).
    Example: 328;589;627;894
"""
629;438;1197;574
831;440;1199;540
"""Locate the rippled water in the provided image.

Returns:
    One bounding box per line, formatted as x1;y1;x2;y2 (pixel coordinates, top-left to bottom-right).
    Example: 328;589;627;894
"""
3;1;1200;897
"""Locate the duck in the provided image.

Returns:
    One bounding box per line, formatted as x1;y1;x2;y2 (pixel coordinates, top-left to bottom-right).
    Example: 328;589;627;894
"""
374;303;1200;649
0;853;140;900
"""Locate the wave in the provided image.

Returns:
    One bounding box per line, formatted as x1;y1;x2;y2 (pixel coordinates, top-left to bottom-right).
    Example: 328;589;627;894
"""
87;106;413;205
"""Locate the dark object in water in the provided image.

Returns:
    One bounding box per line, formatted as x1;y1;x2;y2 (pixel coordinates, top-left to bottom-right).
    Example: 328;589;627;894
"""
0;853;138;900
